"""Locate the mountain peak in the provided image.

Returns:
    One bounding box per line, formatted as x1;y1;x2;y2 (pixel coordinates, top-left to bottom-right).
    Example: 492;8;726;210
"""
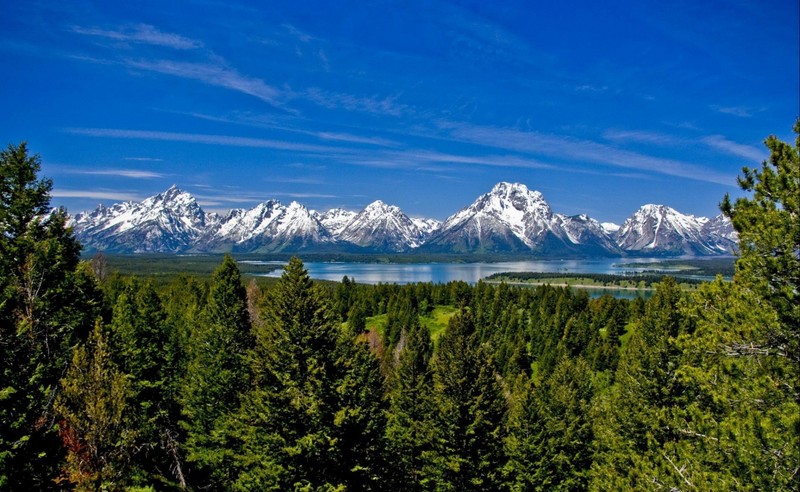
71;182;736;256
616;204;735;255
490;181;542;199
151;185;195;205
364;199;401;214
339;200;423;251
637;203;677;215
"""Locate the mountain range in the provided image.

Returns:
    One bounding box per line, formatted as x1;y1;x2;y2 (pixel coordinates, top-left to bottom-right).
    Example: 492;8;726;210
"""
69;182;737;257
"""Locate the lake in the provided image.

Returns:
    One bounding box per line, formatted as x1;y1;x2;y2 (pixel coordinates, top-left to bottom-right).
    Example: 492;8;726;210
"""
247;257;709;286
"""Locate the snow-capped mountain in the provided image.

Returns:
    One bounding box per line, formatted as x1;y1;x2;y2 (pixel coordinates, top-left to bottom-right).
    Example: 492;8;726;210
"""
601;222;620;234
558;214;621;254
411;217;442;237
337;200;427;252
71;186;216;253
314;208;357;237
197;200;332;252
421;182;619;255
701;214;737;242
615;204;737;256
70;184;738;256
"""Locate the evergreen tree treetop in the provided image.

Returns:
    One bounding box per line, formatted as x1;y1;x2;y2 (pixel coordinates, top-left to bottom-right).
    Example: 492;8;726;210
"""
721;118;799;364
0;142;53;243
0;142;98;489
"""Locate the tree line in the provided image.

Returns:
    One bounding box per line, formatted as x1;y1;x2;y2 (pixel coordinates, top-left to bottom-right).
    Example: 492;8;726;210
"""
0;120;798;490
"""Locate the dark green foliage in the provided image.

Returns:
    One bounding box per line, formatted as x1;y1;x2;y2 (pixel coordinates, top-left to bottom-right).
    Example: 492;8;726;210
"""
423;310;507;491
505;357;594;491
331;320;389;490
386;316;434;490
486;271;707;286
333;274;356;321
660;121;800;489
107;279;185;486
182;255;254;487
721;118;799;367
590;278;687;489
0;143;101;489
347;301;367;334
232;257;387;490
670;278;799;489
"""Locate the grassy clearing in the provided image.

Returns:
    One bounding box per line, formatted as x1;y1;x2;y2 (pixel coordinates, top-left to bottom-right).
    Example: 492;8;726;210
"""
365;313;389;336
424;306;458;342
365;305;458;343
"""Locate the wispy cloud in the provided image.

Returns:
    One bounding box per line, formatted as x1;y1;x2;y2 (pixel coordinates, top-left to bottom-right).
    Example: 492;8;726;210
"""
286;163;327;171
266;177;324;185
124;156;163;162
52;189;141;201
439;4;554;70
702;135;764;162
282;24;314;43
194;190;336;208
271;192;337;199
64;127;343;154
710;105;757;118
178;109;399;146
442;122;734;185
602;129;680;146
346;148;552;174
317;49;331;71
70;24;202;50
304;88;410;117
74;169;166;179
316;131;397;146
125;59;284;107
575;84;609;93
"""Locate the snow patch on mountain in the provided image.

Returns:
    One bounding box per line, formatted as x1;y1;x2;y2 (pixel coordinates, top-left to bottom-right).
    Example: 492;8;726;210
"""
313;208;357;237
616;204;736;255
71;184;738;256
601;222;620;234
338;200;427;252
71;185;214;253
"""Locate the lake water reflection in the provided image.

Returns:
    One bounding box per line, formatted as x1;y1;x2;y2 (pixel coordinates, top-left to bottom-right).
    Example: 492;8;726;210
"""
254;258;683;286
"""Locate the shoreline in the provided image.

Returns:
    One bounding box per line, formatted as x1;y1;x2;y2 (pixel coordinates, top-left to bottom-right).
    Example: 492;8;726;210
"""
484;279;654;291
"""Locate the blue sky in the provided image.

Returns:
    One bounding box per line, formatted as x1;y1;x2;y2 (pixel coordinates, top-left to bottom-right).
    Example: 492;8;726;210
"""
1;0;797;223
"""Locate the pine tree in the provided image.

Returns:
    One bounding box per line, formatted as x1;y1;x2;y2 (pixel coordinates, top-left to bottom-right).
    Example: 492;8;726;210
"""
659;121;800;489
55;320;134;490
233;257;387;490
668;278;799;489
505;357;594;491
332;315;389;490
182;254;254;488
423;310;507;491
334;275;356;321
589;278;686;490
0;143;101;489
721;118;799;372
108;279;184;486
386;316;435;490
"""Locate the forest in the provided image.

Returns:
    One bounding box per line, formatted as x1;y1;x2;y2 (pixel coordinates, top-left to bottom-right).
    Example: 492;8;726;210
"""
0;121;797;491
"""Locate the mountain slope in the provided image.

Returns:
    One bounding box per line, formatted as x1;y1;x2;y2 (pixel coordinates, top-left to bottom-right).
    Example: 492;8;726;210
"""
338;200;427;252
315;208;358;237
421;182;619;255
615;204;736;255
198;201;333;253
71;186;215;253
